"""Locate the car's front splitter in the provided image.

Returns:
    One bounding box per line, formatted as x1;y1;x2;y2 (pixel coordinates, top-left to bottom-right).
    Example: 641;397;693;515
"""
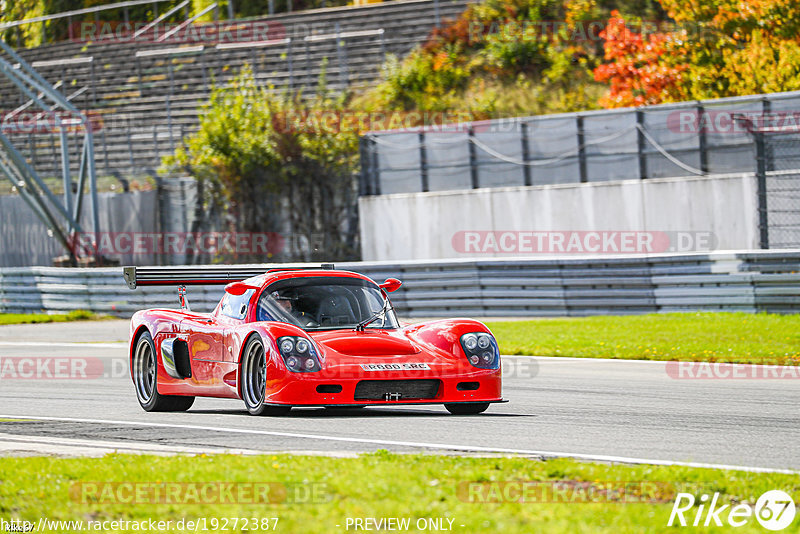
262;399;508;408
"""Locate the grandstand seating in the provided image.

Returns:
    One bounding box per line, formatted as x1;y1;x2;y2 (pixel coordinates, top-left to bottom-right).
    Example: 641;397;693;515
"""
0;0;469;180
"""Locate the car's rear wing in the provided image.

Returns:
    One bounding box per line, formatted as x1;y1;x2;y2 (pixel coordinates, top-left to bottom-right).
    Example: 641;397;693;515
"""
123;264;335;290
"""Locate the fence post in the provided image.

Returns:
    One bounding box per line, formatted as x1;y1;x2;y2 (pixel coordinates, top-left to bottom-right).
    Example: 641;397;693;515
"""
468;126;479;189
698;104;709;173
358;136;370;195
636;109;647;179
755;130;769;249
576;115;587;183
762;98;774;172
370;137;381;195
419;131;429;192
521;121;532;186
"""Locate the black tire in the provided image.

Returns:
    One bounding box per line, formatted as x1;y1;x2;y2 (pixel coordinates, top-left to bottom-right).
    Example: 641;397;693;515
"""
444;402;490;415
240;335;291;416
133;331;195;412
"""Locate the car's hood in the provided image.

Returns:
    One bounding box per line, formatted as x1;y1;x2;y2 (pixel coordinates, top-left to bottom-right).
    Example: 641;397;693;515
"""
310;329;421;357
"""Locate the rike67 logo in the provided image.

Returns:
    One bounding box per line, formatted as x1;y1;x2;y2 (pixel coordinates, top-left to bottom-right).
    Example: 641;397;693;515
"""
669;490;796;530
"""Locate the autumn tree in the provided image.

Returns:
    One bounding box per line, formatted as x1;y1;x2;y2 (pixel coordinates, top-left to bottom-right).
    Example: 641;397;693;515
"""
594;1;800;107
593;10;686;107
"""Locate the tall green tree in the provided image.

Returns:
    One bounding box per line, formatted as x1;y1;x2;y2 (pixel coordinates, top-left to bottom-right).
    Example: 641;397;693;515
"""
164;67;361;262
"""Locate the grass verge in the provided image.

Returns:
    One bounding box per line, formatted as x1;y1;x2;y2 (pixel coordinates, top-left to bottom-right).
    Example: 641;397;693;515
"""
486;312;800;365
0;310;110;326
0;452;797;533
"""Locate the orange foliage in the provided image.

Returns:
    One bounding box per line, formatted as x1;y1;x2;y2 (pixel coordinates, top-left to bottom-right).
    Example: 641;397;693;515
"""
593;11;687;108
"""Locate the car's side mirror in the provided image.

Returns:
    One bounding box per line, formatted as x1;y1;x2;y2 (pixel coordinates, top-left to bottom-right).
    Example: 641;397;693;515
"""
225;281;259;296
379;278;402;293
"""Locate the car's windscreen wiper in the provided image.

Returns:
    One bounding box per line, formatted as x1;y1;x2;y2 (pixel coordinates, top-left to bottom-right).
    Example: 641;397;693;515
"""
355;292;390;331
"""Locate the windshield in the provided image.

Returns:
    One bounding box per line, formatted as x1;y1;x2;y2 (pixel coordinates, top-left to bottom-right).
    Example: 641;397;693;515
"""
256;276;399;330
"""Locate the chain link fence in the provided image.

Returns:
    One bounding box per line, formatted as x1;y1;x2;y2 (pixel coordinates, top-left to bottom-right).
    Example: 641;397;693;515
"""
747;123;800;249
359;91;800;196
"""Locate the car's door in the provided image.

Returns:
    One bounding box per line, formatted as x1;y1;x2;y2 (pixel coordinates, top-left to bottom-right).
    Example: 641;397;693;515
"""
179;312;226;389
216;288;257;363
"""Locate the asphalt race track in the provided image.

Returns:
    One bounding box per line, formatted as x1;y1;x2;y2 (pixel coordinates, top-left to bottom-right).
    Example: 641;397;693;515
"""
0;321;797;473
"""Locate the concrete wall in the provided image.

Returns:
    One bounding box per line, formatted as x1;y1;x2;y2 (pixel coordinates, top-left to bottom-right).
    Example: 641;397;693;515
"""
0;191;159;267
359;174;760;261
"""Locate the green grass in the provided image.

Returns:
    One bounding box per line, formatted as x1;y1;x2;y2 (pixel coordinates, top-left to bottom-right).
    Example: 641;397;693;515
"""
487;312;800;365
0;452;796;533
0;310;110;325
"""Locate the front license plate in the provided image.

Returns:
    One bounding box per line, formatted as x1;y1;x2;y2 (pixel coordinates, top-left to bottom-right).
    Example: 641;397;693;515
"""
360;363;431;371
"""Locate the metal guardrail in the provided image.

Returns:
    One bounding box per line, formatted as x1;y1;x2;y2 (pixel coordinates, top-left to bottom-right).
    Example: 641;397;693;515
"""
2;251;800;317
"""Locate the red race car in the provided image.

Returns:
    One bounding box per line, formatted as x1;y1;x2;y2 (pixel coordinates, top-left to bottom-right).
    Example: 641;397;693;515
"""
123;265;504;416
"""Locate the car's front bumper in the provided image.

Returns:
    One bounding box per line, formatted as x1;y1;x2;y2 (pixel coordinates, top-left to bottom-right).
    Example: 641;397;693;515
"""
263;368;502;406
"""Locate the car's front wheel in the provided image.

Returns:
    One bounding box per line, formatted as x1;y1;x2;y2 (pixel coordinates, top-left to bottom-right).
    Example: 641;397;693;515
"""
133;331;194;412
241;335;291;416
444;402;490;415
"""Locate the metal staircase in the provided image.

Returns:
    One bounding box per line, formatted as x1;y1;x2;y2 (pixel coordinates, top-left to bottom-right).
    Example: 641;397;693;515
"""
0;39;99;265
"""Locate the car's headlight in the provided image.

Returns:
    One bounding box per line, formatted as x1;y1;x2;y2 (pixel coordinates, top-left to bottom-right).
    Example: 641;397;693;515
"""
277;336;321;372
460;332;500;369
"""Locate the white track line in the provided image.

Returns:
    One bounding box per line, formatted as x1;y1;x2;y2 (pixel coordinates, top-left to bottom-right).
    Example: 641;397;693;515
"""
0;414;796;474
0;432;263;456
523;355;668;365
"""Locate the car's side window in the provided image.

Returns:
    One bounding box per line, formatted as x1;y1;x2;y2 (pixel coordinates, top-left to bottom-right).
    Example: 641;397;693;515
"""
220;289;255;320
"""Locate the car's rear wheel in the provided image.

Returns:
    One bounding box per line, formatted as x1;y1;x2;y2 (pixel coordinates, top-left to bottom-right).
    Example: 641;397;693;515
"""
133;331;194;412
444;402;490;415
241;335;291;416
